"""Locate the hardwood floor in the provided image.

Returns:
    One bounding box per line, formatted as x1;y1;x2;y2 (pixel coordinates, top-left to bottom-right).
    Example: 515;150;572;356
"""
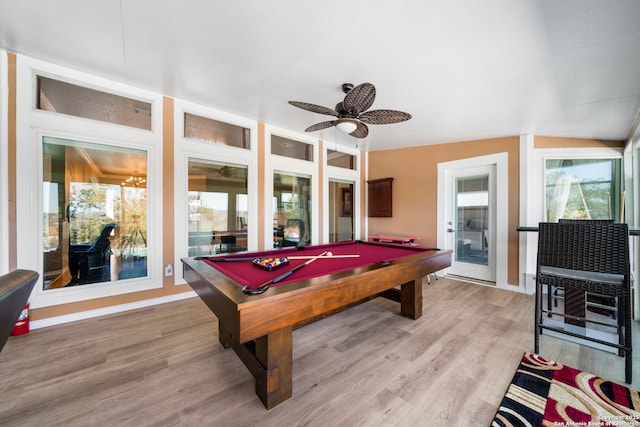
0;277;637;426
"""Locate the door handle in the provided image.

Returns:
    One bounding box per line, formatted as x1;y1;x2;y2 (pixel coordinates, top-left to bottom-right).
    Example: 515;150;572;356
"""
447;228;455;233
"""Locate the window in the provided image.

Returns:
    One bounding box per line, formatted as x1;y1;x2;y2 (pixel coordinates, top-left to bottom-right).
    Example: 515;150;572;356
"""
456;175;489;265
327;150;356;170
37;76;152;130
188;159;248;255
545;158;621;221
271;135;313;161
42;136;148;290
325;144;359;243
329;180;354;242
273;172;311;248
184;113;250;149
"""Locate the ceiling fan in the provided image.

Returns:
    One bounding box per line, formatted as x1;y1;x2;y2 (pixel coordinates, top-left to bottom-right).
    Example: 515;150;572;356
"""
288;83;412;139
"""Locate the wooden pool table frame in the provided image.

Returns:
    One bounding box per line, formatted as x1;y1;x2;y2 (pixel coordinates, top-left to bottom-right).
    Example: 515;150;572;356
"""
182;243;452;409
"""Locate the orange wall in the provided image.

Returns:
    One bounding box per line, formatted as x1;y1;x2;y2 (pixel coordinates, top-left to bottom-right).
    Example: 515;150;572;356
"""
368;136;521;285
162;96;175;287
534;136;624;149
367;135;625;287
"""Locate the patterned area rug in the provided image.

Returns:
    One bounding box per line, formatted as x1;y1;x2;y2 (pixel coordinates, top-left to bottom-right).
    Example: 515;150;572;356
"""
492;352;640;426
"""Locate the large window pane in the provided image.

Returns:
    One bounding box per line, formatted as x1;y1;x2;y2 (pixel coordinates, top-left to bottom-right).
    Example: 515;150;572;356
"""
273;172;311;248
545;159;621;221
42;137;148;290
455;175;489;266
329;180;354;242
188;159;248;255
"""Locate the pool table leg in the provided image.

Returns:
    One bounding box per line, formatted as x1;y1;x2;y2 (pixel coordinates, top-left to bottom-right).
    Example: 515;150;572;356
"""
218;322;231;349
218;322;293;409
400;278;423;320
254;327;293;409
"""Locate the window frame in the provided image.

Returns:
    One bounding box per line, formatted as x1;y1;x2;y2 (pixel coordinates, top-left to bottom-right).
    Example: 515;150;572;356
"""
519;143;624;291
323;143;361;242
537;148;624;223
0;50;8;274
15;55;164;308
265;125;319;247
173;99;258;285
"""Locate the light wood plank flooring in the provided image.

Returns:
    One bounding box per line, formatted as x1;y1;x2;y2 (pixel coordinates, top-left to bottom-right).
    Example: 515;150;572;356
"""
0;277;637;426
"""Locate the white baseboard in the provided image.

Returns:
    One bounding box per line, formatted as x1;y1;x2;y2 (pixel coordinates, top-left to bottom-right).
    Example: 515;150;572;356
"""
30;291;197;330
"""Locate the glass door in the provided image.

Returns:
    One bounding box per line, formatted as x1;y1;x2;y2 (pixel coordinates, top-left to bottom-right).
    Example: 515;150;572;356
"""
445;165;496;283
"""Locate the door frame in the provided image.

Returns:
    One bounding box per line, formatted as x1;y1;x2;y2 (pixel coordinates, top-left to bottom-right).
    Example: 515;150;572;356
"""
437;153;509;289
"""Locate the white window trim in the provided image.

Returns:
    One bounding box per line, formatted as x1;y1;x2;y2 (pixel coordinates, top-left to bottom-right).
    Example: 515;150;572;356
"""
0;50;8;274
323;142;361;242
536;147;623;222
264;124;319;247
631;137;640;319
15;54;164;308
173;99;258;285
519;142;624;292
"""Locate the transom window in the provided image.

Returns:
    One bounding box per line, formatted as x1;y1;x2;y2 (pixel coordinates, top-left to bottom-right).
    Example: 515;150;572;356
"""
327;149;356;170
271;135;313;161
37;76;152;130
184;113;250;149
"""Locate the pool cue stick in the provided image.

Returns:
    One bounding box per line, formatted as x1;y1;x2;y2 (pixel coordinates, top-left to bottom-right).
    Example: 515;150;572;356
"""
196;253;358;262
194;256;255;262
286;254;359;260
243;251;328;295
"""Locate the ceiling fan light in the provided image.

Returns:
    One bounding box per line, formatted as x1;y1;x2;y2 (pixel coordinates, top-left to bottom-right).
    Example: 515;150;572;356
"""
336;119;358;134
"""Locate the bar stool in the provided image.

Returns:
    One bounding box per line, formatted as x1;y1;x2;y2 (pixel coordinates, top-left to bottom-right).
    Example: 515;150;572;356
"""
534;221;632;383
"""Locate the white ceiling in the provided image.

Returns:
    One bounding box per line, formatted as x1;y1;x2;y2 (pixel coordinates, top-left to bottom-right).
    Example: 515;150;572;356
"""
1;0;640;151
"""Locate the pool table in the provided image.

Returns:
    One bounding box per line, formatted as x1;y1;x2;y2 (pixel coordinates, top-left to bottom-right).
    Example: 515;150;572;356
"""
181;241;452;409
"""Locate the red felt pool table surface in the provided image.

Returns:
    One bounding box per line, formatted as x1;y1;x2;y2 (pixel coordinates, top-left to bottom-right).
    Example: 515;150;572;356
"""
203;241;429;290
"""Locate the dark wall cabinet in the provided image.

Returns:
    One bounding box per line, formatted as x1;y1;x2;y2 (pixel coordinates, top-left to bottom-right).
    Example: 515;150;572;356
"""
367;177;393;217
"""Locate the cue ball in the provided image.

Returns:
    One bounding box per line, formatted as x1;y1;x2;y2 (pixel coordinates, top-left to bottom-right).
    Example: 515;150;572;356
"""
327;252;332;256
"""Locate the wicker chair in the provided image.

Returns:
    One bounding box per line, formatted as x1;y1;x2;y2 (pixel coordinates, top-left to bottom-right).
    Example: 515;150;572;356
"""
534;221;632;383
548;219;615;311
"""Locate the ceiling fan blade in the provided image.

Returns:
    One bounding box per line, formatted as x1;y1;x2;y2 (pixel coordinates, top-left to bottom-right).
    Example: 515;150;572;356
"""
305;120;336;132
288;101;338;116
358;109;412;124
342;83;376;115
350;121;369;138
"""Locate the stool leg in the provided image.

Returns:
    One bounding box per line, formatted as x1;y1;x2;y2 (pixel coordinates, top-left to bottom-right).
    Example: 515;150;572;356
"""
535;281;541;354
618;296;625;357
624;295;633;384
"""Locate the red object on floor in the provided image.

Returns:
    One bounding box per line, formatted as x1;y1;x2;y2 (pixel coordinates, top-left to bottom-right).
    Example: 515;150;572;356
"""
11;303;30;336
